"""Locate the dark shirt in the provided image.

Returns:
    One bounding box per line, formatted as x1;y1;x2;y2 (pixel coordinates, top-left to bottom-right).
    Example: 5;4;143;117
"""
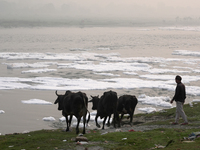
172;82;186;102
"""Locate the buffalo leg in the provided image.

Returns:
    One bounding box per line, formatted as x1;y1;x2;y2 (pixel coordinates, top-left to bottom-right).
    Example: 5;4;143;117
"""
102;116;107;130
114;111;120;128
65;116;70;132
82;115;86;134
129;106;136;126
69;115;73;127
95;115;101;128
106;115;111;127
120;113;124;126
129;110;134;126
76;117;81;134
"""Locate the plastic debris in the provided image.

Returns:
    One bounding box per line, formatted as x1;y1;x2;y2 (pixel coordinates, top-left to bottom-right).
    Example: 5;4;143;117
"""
101;132;108;135
184;132;200;141
22;130;30;134
9;146;14;148
122;138;127;140
76;141;88;145
75;136;88;142
183;141;195;143
155;144;165;149
189;102;193;107
115;129;122;132
129;129;135;132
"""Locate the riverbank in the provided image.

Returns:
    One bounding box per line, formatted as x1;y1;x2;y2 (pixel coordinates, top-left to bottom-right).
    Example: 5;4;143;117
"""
0;102;200;150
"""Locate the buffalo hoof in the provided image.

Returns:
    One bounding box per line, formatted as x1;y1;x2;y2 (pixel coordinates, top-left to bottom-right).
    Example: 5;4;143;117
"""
76;130;79;134
96;124;101;128
65;128;70;132
106;123;110;127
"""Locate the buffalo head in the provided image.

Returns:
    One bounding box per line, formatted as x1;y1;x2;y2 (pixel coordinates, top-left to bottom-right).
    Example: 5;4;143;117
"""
89;95;99;110
54;90;65;111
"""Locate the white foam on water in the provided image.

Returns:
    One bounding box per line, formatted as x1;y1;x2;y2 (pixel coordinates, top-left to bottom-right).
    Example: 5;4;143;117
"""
123;72;138;75
159;27;200;32
21;99;52;105
0;52;119;61
69;48;91;51
90;111;97;116
58;62;151;72
173;66;193;70
192;99;200;103
140;75;200;83
172;50;200;57
144;68;190;74
0;50;200;103
193;69;200;73
3;62;57;69
138;94;172;108
59;111;111;123
138;107;157;113
43;116;56;121
0;110;5;114
97;48;111;51
22;68;57;74
0;76;200;96
94;72;120;77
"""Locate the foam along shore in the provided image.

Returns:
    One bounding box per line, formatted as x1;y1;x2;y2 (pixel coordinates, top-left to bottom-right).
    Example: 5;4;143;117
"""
57;111;112;128
0;110;5;114
0;50;200;93
21;99;53;105
0;76;200;96
19;94;171;110
1;50;200;61
138;107;157;114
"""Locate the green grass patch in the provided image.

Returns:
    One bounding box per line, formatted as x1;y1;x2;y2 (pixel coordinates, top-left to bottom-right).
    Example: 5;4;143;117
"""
1;128;200;150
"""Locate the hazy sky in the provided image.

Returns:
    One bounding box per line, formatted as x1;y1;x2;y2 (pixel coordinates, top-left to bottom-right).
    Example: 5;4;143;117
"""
1;0;200;22
7;0;199;8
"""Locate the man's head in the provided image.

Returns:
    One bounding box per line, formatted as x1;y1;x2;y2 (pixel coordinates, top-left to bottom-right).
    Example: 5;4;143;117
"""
175;75;182;83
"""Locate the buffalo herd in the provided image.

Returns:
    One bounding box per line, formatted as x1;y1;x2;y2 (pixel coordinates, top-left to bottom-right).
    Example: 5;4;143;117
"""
54;90;138;134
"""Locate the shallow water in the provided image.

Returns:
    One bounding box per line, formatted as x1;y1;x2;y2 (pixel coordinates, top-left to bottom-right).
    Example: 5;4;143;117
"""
0;26;200;135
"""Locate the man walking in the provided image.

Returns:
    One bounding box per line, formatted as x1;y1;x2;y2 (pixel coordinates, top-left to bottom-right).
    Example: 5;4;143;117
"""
170;75;188;125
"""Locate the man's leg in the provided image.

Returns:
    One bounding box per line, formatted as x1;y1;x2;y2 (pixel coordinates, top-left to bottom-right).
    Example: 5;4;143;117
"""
176;101;188;123
175;102;180;123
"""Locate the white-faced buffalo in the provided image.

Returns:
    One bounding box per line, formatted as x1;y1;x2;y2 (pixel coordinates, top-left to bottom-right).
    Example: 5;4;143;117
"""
89;90;120;129
54;90;90;134
117;95;138;126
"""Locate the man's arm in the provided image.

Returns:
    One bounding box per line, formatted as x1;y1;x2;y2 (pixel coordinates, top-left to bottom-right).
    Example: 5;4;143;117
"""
170;85;180;103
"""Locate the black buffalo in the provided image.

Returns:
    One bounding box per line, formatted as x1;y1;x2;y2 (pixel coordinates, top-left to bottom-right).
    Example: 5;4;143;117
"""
54;90;90;134
117;95;138;126
89;90;120;129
